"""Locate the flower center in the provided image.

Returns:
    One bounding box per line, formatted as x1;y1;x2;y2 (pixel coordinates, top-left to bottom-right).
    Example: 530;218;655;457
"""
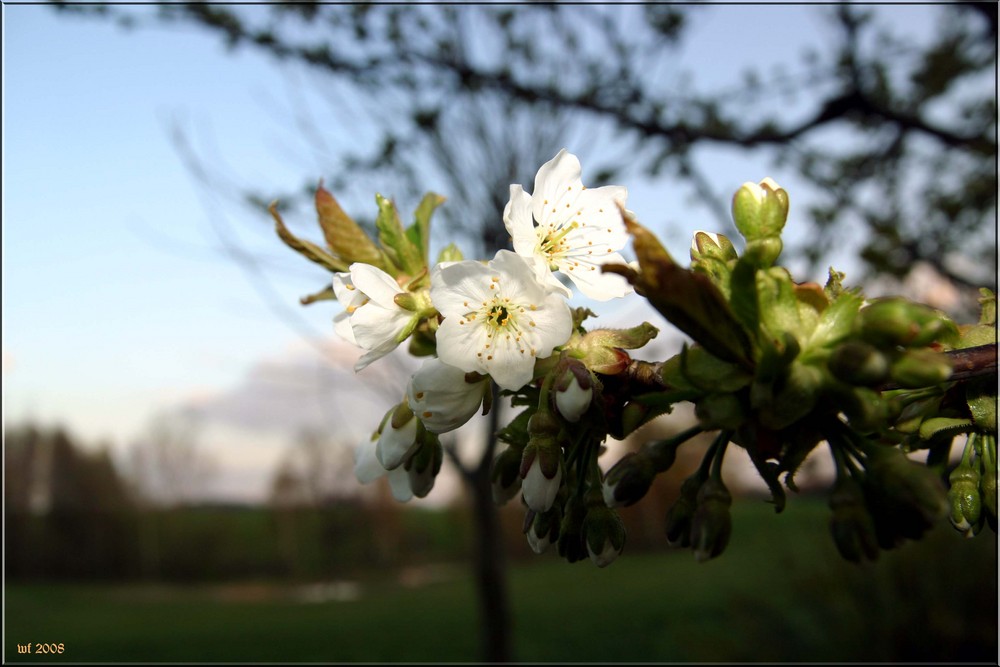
538;221;579;260
488;304;512;327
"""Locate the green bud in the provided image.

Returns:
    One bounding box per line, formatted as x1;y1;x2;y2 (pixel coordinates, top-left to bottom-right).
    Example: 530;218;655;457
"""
527;508;561;555
619;401;652;439
743;236;784;268
491;446;523;505
690;231;738;263
664;475;703;548
889;349;953;388
839;387;888;435
980;436;997;520
602;452;656;508
406;434;443;499
393;292;420;311
583;505;627;567
690;477;733;563
829;475;880;563
760;361;823;431
557;498;589;564
731;178;789;242
948;463;982;535
576;323;659;374
828;341;890;386
527;410;561;439
858;298;958;348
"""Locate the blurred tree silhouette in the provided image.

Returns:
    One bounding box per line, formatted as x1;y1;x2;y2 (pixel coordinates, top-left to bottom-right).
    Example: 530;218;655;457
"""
53;2;997;305
47;1;997;661
5;423;137;578
127;412;218;508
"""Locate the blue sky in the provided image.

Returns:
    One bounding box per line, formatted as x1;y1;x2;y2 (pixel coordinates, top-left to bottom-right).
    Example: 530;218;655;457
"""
3;4;951;500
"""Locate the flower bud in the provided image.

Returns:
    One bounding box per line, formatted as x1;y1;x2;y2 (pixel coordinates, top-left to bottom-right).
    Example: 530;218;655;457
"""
858;298;958;348
526;508;561;555
742;236;784;268
554;361;594;423
828;341;890;386
690;477;733;563
664;475;703;548
407;358;490;434
889;349;953;388
980;437;997;521
490;446;523;505
583;505;626;567
731;178;789;242
520;436;564;513
557;498;589;563
690;231;738;263
406;434;443;499
376;402;419;470
602;452;656;508
948;462;982;536
576;323;659;375
828;475;879;563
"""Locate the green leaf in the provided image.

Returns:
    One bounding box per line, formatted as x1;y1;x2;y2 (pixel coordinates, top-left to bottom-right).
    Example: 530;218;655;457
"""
609;215;754;369
728;255;760;344
806;288;863;354
918;416;974;441
269;202;348;273
315;183;384;268
406;192;446;266
376;194;423;276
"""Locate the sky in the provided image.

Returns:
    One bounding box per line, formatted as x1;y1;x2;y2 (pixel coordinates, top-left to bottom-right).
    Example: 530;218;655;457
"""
3;3;952;503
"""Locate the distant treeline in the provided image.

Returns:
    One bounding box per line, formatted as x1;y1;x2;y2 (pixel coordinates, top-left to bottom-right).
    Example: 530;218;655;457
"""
5;422;716;581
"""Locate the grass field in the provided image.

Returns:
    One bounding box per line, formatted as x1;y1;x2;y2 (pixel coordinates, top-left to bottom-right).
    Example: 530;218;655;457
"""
6;499;997;662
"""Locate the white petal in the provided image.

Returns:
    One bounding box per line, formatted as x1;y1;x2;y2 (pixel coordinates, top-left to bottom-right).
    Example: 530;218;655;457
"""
351;303;410;353
504;184;541;257
354;438;386;485
350;263;404;307
430;260;491;317
483;335;536;391
376;416;419;470
408;358;488;433
333;311;358;345
560;252;633;301
556;379;592;423
436;316;491;374
522;459;562;513
525;292;574;355
531;149;584;226
387;467;414;502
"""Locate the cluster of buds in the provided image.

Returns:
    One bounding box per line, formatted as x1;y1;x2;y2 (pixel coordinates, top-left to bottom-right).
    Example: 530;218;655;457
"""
272;149;996;569
947;433;998;537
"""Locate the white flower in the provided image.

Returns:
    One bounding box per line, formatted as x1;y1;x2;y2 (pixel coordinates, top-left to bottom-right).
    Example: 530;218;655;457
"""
407;358;490;434
521;456;563;513
375;407;419;470
431;249;573;391
332;263;412;372
503;148;633;301
355;436;413;502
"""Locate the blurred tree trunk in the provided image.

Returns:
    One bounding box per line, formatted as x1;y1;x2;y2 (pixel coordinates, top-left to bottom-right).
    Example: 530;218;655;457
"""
468;391;511;662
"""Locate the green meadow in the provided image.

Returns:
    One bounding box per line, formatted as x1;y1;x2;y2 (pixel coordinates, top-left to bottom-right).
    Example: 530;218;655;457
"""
6;500;996;663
